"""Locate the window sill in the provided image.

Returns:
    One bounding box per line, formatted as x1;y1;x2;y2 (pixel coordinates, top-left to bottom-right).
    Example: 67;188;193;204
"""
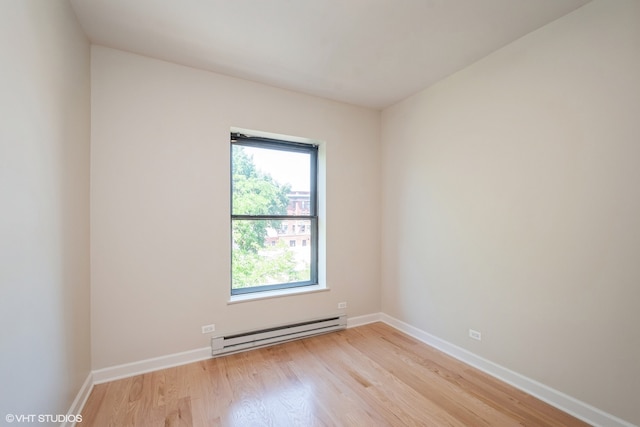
228;284;329;304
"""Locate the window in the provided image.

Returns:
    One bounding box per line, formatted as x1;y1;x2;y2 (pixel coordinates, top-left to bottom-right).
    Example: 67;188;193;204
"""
231;132;318;295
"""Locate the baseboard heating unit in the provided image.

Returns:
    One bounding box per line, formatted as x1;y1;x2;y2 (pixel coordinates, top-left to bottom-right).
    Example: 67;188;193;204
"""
211;314;347;356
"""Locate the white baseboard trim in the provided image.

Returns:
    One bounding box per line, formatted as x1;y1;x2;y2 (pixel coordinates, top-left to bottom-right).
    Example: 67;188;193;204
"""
91;312;379;386
379;313;635;427
92;346;211;384
347;312;383;328
69;313;634;427
62;372;93;427
89;313;380;386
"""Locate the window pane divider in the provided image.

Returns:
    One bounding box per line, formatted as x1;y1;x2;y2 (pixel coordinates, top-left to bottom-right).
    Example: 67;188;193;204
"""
232;215;317;220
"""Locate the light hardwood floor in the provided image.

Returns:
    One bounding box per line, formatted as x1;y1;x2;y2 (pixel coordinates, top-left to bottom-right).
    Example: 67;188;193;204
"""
81;322;590;426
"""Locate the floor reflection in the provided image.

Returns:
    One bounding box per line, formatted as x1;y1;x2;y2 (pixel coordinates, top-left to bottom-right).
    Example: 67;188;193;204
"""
227;381;318;426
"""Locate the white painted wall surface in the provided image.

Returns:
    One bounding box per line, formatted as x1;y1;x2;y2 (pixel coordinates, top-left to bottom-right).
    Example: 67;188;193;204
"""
90;46;381;370
381;1;640;424
0;0;91;421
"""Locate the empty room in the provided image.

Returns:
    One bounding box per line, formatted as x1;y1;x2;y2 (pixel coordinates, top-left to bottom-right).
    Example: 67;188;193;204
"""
1;0;639;426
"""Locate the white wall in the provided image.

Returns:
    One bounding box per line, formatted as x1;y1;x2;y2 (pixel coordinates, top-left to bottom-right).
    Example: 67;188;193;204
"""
0;0;91;422
90;46;381;369
381;0;640;424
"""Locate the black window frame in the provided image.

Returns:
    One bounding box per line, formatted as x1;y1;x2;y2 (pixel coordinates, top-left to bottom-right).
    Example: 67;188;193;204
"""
230;132;319;295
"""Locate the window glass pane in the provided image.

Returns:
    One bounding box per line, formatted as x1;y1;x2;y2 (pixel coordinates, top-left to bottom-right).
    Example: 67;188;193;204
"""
232;219;312;290
232;145;311;216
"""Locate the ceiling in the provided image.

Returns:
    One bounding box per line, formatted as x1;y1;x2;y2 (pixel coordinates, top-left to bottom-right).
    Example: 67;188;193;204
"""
69;0;590;110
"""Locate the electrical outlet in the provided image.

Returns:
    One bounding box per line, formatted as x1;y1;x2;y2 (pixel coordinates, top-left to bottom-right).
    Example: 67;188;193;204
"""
201;324;215;334
338;302;347;309
469;329;481;341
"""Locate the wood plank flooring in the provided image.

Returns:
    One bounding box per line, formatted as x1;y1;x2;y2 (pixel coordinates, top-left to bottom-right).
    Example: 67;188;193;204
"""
81;322;591;426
